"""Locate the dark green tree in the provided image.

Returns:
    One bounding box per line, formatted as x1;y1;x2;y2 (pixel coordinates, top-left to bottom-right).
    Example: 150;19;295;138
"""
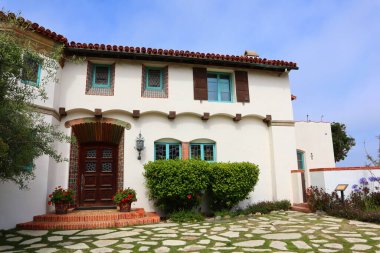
331;122;356;162
0;13;69;188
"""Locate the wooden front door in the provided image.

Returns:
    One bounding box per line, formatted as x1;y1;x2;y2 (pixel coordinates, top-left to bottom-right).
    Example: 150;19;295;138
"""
79;145;118;206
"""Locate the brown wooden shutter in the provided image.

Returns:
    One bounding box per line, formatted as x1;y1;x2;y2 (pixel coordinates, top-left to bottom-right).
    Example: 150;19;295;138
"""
193;67;208;100
235;71;250;102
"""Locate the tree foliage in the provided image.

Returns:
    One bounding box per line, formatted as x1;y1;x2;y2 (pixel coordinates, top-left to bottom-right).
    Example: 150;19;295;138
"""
331;122;356;162
0;14;69;188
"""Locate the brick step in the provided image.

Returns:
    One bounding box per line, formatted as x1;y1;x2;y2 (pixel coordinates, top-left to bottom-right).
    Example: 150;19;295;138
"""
291;205;312;213
17;214;160;230
292;203;309;208
33;208;145;222
16;209;161;230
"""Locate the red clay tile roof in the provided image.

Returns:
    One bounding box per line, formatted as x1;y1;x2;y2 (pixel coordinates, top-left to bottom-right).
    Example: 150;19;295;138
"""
0;11;68;44
1;12;298;70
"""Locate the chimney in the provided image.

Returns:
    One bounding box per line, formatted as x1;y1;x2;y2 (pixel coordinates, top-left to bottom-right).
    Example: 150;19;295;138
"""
244;50;259;58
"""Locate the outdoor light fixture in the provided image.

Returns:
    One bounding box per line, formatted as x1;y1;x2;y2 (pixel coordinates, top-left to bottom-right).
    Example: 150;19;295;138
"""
135;132;145;160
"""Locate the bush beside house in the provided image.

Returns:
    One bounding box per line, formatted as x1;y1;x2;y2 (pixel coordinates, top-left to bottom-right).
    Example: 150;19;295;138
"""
144;160;259;214
144;159;209;213
208;162;259;211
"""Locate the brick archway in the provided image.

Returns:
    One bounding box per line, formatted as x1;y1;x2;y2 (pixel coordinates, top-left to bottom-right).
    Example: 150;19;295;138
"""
67;119;129;207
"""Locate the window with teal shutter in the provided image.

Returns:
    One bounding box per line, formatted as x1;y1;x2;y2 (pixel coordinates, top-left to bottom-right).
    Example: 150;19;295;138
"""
92;64;111;88
21;55;42;87
207;73;232;102
190;143;216;161
154;142;181;160
146;67;163;90
297;150;305;170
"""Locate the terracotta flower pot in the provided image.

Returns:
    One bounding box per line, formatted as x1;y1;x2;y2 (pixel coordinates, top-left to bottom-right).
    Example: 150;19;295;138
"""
119;202;132;212
55;203;69;214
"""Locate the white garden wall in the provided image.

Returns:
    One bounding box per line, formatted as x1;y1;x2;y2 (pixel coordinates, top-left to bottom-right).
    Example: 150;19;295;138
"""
310;167;380;195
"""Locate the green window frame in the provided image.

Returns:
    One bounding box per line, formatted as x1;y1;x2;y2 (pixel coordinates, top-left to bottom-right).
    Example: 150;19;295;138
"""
154;142;182;160
92;64;111;88
190;143;216;162
21;56;42;87
146;67;163;90
207;72;232;102
297;150;305;170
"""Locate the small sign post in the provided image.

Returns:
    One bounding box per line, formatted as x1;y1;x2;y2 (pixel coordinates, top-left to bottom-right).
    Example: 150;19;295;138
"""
335;184;348;203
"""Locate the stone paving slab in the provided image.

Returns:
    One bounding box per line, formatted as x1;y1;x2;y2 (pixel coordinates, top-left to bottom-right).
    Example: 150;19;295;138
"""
1;211;380;252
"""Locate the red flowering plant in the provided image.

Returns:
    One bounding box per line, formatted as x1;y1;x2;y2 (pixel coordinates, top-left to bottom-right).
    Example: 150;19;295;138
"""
112;188;137;206
48;186;75;206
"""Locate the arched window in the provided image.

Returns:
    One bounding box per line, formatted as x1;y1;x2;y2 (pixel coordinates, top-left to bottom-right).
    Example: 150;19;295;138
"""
297;150;305;170
154;138;181;160
190;139;216;162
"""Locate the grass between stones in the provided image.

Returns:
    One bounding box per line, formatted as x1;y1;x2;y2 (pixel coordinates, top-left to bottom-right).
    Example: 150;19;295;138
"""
1;211;380;252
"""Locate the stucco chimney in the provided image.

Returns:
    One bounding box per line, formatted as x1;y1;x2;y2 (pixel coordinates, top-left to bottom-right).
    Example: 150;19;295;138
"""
244;50;259;58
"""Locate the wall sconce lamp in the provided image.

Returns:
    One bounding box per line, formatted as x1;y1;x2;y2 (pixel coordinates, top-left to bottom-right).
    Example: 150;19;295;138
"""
135;132;145;160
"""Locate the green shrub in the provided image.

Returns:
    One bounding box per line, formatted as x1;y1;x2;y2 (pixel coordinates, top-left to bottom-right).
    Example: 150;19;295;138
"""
307;186;380;223
144;159;209;213
169;210;205;223
244;200;291;214
208;162;259;211
365;192;380;211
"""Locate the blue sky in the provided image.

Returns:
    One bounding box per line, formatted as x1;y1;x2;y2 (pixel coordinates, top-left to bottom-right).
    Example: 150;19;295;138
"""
1;0;379;166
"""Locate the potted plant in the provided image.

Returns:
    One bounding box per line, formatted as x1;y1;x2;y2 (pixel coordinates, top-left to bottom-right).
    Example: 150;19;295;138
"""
112;188;137;212
48;186;75;214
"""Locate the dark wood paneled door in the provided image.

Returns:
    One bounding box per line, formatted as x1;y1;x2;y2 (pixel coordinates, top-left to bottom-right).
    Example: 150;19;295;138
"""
79;145;118;206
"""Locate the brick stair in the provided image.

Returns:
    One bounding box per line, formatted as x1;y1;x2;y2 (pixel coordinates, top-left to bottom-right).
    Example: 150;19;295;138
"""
17;208;160;230
291;203;312;213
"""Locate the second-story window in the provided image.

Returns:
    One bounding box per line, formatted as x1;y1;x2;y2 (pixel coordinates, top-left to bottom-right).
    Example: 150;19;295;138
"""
146;67;163;90
22;54;42;87
207;73;232;102
193;68;250;102
92;64;111;88
141;65;168;98
86;62;115;96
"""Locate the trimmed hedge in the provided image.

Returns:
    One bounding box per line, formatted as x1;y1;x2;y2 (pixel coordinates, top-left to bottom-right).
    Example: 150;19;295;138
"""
144;160;260;213
144;159;209;213
208;162;259;210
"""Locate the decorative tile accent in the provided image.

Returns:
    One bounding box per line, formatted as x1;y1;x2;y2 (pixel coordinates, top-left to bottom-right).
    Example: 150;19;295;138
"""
85;62;115;96
141;65;168;98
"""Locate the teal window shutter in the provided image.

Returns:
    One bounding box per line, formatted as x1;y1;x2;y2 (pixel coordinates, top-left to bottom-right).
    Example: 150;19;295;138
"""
21;54;42;87
297;150;305;170
146;67;163;90
92;64;111;88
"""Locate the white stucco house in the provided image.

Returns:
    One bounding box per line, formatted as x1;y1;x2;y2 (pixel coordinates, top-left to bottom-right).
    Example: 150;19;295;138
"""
2;14;378;229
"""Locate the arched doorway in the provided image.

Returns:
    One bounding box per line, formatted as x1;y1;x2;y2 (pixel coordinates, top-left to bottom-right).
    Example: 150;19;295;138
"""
66;118;130;207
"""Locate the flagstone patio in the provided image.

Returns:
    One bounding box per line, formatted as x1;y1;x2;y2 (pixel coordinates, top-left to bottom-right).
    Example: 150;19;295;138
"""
1;211;380;252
